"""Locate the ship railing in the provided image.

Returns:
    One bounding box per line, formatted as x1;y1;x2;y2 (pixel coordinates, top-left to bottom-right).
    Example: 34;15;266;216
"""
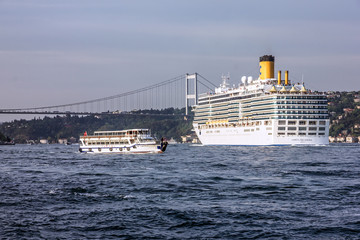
80;133;153;141
267;91;327;96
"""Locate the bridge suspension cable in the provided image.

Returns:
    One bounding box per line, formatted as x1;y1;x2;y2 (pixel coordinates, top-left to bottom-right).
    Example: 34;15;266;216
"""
197;73;217;88
3;74;186;111
0;72;217;116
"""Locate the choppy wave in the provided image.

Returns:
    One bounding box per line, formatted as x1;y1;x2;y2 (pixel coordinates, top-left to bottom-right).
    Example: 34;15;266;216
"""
0;143;359;239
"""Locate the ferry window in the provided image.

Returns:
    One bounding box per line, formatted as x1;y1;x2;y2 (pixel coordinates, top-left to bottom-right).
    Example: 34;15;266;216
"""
299;127;306;131
278;132;285;135
287;133;296;136
319;121;326;125
309;121;316;125
308;132;317;135
268;133;272;135
288;127;296;131
111;142;115;145
278;120;286;125
299;132;306;135
97;142;100;145
244;129;250;132
106;142;110;145
278;127;286;131
319;133;325;135
266;127;272;130
309;127;317;131
288;121;296;125
299;121;306;125
319;127;326;131
101;142;105;145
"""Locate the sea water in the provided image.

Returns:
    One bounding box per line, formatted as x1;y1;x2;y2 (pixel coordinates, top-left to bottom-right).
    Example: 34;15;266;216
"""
0;144;359;239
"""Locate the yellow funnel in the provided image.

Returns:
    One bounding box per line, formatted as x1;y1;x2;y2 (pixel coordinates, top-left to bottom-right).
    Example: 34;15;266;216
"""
277;70;281;85
285;70;289;85
259;55;274;80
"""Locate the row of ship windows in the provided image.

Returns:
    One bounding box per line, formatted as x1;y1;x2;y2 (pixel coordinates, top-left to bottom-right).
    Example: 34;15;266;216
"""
275;116;328;119
242;97;326;105
276;105;327;109
196;104;327;113
199;93;261;102
198;101;327;112
276;96;327;100
87;141;130;145
242;101;327;108
194;116;328;123
242;110;328;115
242;112;328;119
278;120;326;125
198;94;263;105
196;110;328;118
199;98;327;106
278;132;326;136
204;130;326;134
278;127;326;131
242;102;327;109
243;104;328;109
199;94;326;104
243;95;327;103
195;109;328;117
229;116;328;121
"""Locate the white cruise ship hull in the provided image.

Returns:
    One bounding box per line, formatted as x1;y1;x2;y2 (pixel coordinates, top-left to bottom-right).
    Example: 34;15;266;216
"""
195;128;328;145
194;120;329;146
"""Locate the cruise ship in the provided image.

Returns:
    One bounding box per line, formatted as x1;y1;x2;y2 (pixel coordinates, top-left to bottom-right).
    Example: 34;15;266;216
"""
193;55;329;145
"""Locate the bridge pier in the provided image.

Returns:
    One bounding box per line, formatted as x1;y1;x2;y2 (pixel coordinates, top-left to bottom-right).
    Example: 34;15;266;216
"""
185;73;198;116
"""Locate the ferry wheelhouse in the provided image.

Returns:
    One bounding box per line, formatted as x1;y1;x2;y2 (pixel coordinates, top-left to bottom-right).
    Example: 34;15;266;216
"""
193;55;329;146
79;129;168;153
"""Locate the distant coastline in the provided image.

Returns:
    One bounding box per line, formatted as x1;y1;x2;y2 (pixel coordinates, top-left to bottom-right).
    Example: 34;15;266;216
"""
1;91;360;144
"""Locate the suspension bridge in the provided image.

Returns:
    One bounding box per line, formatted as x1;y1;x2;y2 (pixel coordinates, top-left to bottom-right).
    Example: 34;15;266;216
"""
0;73;217;117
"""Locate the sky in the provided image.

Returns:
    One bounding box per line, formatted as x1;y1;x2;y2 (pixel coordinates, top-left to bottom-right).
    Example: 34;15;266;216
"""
0;0;359;121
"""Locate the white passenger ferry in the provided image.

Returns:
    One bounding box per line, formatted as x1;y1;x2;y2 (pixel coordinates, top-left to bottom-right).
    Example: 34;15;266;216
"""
79;129;168;153
193;55;329;146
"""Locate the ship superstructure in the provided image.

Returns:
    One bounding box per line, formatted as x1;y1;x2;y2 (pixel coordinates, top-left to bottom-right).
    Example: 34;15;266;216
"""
193;55;329;145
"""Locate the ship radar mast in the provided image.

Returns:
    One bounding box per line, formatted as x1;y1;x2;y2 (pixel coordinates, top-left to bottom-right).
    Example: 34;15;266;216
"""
215;73;230;93
220;73;230;89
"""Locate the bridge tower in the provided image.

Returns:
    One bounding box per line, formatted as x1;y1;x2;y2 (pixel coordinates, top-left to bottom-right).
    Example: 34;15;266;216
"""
185;73;198;115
